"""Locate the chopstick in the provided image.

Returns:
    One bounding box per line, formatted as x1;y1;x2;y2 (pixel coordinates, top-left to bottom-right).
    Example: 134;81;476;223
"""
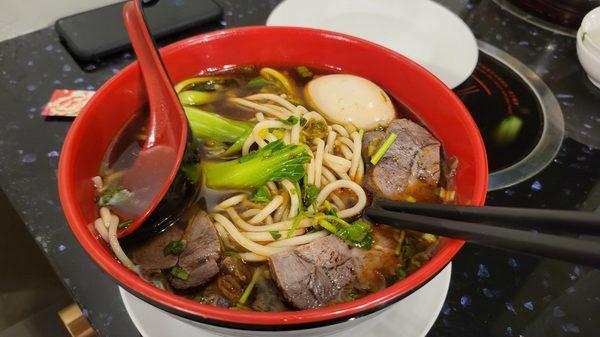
364;204;600;267
374;201;600;235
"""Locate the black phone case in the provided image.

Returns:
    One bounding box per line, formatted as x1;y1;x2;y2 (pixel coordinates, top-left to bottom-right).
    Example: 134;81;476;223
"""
55;0;222;61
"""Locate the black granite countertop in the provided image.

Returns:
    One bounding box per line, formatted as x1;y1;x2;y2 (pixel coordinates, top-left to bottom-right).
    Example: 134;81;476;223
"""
0;0;598;336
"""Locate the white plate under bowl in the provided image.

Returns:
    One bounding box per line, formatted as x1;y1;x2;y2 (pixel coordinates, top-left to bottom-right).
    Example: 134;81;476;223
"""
267;0;478;89
120;263;451;337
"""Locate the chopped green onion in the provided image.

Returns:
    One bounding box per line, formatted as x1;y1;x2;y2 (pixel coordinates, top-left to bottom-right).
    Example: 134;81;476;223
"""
250;185;271;203
358;129;364;138
163;240;185;256
170;266;189;280
370;133;397;165
318;219;338;234
296;66;313;78
299;117;308;127
288;213;304;238
282;116;299;125
302;184;319;210
238;268;261;305
269;231;282;240
323;200;338;217
117;220;133;231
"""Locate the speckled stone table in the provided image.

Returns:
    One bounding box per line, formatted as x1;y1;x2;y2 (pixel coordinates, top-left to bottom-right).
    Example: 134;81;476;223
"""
0;1;598;336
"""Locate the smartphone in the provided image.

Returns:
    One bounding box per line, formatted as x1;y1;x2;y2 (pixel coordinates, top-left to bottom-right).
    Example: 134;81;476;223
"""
56;0;222;61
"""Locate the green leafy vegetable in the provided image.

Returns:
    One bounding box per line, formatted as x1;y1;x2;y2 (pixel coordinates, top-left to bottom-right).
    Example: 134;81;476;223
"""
174;76;235;93
117;220;133;231
317;215;374;250
337;219;374;249
181;162;202;184
370;133;397;165
269;231;282;240
247;76;271;88
170;266;189;280
163;240;185;256
185;106;255;145
178;90;219;106
202;140;311;190
250;185;272;203
97;188;132;207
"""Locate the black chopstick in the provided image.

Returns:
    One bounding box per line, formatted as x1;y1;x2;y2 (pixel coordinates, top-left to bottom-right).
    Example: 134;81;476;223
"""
364;207;600;267
374;201;600;235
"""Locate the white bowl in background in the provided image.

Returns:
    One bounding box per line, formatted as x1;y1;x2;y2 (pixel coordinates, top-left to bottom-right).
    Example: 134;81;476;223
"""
267;0;478;89
577;7;600;88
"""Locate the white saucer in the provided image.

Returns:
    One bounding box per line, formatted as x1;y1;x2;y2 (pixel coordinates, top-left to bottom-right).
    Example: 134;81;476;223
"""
120;263;451;337
267;0;478;89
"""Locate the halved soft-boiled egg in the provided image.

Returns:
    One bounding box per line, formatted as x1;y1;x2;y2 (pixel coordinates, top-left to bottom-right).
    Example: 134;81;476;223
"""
305;74;396;131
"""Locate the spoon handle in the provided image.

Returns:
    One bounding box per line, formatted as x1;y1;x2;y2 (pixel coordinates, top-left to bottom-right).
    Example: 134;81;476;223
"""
122;0;185;147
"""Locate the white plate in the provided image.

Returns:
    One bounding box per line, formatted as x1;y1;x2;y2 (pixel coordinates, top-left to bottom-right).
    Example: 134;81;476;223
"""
120;263;451;337
267;0;478;88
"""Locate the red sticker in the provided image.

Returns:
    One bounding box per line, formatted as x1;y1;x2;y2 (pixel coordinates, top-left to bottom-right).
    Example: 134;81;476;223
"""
42;89;95;117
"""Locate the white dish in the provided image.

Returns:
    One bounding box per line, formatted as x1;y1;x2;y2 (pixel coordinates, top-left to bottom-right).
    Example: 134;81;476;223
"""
120;263;452;337
577;7;600;89
267;0;478;89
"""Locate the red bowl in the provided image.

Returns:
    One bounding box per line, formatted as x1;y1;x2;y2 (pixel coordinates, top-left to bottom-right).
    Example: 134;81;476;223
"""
59;26;487;331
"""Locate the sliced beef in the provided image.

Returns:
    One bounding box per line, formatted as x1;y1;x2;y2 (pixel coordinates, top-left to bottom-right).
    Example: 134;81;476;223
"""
350;225;402;292
220;256;252;285
130;226;183;272
363;119;441;200
268;235;356;309
252;272;289;312
170;210;222;289
216;274;244;303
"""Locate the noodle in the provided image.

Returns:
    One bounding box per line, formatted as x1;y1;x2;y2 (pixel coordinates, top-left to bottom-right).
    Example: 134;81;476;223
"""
107;214;135;269
313;139;325;188
94;218;109;242
313;180;367;218
267;231;329;247
229;97;289;119
281;180;300;218
350;131;362;179
245;93;298;113
213;214;288;256
332;124;349;137
215;193;247;211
